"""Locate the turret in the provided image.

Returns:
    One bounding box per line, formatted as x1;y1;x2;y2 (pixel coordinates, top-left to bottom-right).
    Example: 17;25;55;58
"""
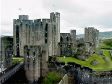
19;15;29;20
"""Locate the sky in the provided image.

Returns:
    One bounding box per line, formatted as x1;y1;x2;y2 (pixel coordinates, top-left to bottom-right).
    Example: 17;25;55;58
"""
1;0;112;36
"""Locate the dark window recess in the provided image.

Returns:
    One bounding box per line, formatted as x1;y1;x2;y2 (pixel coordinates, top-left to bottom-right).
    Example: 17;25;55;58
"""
61;50;63;55
45;33;48;37
66;37;69;41
54;25;56;34
45;24;48;31
60;37;63;42
16;25;19;40
16;25;20;56
60;45;62;47
27;51;29;56
68;45;71;48
33;52;35;56
53;16;55;22
45;39;47;43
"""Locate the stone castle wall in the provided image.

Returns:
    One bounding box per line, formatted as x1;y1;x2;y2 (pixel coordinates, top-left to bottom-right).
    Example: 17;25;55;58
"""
60;30;76;56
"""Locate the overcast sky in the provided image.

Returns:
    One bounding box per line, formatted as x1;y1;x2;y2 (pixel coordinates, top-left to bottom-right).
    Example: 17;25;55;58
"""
1;0;112;36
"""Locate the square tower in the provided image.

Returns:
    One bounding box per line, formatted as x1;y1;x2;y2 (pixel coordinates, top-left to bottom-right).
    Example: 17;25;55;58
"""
50;12;60;56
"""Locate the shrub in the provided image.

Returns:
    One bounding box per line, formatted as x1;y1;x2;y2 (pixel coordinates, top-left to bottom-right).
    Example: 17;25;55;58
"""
43;71;62;84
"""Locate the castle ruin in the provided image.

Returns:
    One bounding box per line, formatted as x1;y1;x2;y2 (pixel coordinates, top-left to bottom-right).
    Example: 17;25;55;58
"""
13;12;60;82
84;27;99;54
60;30;76;56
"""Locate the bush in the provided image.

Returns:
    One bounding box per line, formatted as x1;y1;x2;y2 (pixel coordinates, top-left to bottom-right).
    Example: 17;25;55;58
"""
43;71;62;84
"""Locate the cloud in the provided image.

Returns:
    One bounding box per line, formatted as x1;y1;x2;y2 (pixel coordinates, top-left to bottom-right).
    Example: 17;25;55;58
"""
1;0;112;35
1;0;50;36
42;0;112;34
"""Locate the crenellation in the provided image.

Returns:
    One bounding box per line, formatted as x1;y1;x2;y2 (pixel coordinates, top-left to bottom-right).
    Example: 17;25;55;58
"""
19;15;29;20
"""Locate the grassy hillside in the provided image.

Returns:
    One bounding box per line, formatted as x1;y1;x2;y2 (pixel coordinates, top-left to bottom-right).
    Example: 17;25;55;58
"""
57;50;112;71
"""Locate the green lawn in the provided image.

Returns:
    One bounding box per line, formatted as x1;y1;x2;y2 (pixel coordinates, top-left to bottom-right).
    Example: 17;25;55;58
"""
12;57;24;65
57;50;112;71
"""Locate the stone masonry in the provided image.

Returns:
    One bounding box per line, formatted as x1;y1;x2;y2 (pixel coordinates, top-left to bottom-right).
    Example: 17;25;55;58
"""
1;36;13;69
24;45;41;83
84;27;99;54
13;12;60;57
60;30;76;56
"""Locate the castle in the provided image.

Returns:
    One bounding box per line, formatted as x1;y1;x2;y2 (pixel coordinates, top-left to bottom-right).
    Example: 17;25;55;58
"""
13;12;61;82
12;12;99;83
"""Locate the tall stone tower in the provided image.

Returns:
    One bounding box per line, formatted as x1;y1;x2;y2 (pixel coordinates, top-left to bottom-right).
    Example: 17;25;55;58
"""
84;27;99;54
70;30;76;47
70;30;76;54
50;12;60;56
24;45;41;83
13;15;32;56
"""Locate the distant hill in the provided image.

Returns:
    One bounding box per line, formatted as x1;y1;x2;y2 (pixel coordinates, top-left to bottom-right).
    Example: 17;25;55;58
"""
77;31;112;39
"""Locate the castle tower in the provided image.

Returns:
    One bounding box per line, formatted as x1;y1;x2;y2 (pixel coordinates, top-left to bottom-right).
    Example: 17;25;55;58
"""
24;45;41;83
50;12;60;56
70;30;76;54
70;30;76;47
13;15;34;56
84;27;99;54
13;18;21;57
